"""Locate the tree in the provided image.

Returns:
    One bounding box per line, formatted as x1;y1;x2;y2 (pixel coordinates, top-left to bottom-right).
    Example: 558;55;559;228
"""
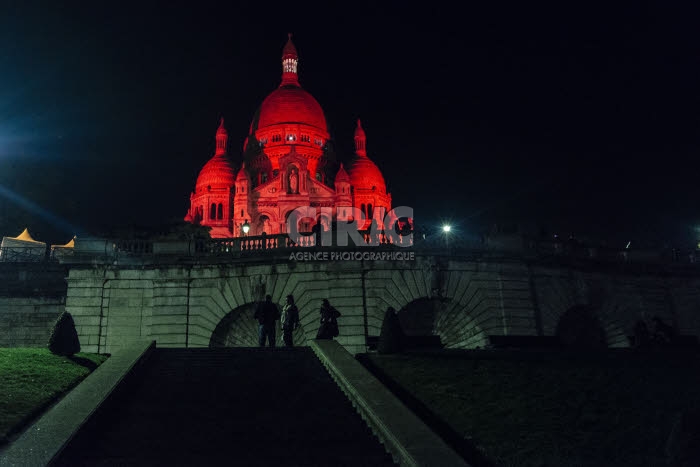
48;312;81;356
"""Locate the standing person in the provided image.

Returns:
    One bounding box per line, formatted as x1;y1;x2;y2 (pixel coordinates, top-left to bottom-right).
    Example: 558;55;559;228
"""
281;294;300;347
253;295;280;347
315;299;341;340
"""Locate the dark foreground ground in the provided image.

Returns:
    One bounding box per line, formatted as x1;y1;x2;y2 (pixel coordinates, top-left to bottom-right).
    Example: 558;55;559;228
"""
53;348;396;466
360;348;700;467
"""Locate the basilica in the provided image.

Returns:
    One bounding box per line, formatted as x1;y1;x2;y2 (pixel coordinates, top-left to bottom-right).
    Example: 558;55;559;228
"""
184;34;393;238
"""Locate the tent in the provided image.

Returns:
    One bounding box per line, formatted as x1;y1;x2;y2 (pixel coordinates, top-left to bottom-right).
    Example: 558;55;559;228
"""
51;236;76;260
0;228;47;261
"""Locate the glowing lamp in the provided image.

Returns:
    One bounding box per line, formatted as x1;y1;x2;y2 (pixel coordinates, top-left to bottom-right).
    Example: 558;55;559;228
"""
442;225;451;233
242;220;250;236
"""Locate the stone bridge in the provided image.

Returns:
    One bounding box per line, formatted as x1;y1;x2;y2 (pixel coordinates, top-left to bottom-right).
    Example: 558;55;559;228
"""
49;235;700;355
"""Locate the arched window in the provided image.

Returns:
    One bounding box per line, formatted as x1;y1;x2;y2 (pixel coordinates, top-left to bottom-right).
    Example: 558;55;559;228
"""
368;204;374;220
241;209;244;218
259;215;270;235
360;204;366;221
217;203;223;220
210;204;216;220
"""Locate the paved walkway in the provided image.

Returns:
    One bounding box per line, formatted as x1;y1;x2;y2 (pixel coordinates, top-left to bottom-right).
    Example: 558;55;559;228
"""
53;348;396;466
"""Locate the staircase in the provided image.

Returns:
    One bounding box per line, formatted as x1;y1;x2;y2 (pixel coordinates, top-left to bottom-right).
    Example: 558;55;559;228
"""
53;348;396;466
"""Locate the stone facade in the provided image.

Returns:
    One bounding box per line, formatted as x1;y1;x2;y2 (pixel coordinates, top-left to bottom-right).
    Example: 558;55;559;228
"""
57;251;700;355
3;245;699;354
184;35;396;238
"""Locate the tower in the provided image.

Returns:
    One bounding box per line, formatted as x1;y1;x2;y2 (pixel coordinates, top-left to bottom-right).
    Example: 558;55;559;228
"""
347;119;392;228
185;118;235;237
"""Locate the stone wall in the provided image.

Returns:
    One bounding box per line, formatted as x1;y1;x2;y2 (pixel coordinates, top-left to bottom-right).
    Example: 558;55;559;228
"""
0;263;67;347
60;253;700;355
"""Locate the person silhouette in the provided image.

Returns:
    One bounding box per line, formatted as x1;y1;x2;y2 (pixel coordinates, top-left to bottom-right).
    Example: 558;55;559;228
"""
253;295;280;347
281;294;300;347
315;299;340;339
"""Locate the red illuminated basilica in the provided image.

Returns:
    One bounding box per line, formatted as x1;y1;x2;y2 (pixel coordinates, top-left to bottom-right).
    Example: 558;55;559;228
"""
184;34;393;238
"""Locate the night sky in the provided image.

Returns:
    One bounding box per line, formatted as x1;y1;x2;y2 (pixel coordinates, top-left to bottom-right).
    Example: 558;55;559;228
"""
0;3;698;247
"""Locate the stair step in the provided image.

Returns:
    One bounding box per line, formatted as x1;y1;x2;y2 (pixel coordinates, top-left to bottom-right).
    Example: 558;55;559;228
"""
53;348;396;466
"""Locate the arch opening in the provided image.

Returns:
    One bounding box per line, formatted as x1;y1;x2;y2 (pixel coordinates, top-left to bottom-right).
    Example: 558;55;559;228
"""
210;302;307;348
556;305;608;349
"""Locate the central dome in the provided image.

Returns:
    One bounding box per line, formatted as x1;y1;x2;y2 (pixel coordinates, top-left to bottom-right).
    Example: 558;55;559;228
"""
253;85;327;132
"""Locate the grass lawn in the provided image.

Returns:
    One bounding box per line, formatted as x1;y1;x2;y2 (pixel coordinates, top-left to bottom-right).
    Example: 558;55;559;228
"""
361;350;700;467
0;348;108;444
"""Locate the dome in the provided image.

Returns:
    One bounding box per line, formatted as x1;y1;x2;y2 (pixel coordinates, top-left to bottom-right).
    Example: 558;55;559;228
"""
195;154;235;192
252;85;327;132
348;157;386;193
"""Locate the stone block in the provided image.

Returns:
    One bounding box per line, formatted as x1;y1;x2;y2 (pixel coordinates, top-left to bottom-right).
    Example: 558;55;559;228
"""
73;315;101;327
75;324;100;336
151;324;186;335
152;296;188;307
64;305;100;316
151;314;188;326
66;296;103;308
66;287;103;298
339;325;365;336
153;287;188;298
156;334;187;346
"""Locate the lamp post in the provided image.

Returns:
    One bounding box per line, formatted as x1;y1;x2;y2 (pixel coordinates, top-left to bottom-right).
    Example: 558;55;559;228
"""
442;224;451;250
242;219;250;237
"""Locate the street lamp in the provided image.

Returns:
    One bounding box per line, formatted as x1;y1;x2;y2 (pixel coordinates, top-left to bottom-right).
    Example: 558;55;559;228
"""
242;219;250;236
442;224;451;249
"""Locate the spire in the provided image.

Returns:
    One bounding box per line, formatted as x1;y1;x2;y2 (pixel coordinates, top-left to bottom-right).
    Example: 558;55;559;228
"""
281;33;299;87
215;117;228;156
354;119;367;158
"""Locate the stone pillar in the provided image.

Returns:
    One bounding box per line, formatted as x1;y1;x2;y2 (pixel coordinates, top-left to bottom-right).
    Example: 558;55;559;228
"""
151;269;191;348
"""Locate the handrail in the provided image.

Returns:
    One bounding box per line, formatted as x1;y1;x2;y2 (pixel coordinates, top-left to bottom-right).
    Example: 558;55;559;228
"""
0;246;56;263
29;231;700;268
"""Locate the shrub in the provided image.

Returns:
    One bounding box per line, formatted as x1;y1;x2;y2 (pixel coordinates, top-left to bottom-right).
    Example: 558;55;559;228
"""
48;312;81;356
377;307;404;354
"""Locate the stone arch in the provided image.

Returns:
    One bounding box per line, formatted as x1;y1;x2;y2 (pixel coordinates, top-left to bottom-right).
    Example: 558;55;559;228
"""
432;296;489;349
209;302;260;347
316;213;331;232
555;304;608;349
257;215;272;235
286;206;316;235
209;302;307;348
596;296;644;348
397;297;447;336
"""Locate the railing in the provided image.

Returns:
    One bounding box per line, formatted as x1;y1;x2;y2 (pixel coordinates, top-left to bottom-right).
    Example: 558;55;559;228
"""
0;246;53;263
46;231;700;269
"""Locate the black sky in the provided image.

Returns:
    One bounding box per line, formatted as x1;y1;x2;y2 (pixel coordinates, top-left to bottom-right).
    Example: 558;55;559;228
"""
0;2;698;246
